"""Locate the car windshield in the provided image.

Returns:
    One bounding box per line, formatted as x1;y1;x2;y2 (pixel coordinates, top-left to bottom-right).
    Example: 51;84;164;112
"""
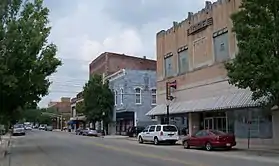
14;124;24;128
163;125;177;132
210;130;226;135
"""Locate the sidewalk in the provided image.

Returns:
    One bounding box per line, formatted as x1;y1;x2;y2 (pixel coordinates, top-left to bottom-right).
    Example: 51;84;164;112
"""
0;134;11;159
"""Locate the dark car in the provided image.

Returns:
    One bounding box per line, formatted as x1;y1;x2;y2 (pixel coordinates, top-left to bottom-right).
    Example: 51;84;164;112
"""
127;126;145;137
182;129;236;151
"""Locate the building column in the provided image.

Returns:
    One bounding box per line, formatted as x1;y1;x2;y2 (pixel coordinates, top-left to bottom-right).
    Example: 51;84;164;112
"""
188;112;200;136
134;112;137;126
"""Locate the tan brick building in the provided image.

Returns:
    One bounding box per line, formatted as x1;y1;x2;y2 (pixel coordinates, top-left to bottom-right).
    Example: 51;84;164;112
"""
147;0;279;146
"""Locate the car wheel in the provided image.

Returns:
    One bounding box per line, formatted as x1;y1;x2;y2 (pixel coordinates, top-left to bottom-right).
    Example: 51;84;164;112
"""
205;142;212;151
183;141;190;149
138;136;143;144
154;137;159;145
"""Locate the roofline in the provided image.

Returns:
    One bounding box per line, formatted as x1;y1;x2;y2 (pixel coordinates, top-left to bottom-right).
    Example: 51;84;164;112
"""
89;52;156;66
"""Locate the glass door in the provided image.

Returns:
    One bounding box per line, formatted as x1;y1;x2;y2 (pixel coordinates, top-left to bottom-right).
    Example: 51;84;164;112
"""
214;117;227;132
204;118;214;130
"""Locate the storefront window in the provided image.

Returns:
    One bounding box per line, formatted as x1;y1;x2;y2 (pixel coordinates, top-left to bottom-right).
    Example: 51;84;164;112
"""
234;108;273;138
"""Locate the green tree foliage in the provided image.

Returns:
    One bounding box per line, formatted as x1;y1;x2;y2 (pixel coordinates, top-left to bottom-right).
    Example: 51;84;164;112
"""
225;0;279;107
76;100;85;115
0;0;62;123
83;74;114;125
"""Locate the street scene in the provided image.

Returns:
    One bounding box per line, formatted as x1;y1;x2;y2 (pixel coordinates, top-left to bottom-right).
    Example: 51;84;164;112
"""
1;130;279;166
1;0;279;165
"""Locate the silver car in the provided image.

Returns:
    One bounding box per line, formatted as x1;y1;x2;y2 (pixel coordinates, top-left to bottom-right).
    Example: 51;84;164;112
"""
12;124;26;136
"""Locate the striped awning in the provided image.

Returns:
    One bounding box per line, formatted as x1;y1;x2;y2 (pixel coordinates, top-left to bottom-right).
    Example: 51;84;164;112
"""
146;90;266;116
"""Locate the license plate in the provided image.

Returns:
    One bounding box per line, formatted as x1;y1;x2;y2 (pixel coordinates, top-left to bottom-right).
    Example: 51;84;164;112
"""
226;143;231;146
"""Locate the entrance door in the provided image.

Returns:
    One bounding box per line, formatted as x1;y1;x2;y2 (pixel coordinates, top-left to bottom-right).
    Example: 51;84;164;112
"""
204;118;214;130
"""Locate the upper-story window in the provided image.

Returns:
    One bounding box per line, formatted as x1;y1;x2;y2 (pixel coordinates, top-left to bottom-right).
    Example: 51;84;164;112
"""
164;55;173;77
135;88;141;104
178;49;189;74
114;90;118;105
120;88;124;105
151;89;157;105
213;30;230;62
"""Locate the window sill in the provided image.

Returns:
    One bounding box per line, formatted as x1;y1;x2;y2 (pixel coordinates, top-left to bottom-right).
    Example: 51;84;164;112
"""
151;103;157;106
135;103;142;105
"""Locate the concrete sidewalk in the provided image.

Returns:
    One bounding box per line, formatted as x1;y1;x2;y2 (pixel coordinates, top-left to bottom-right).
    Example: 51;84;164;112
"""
0;134;11;159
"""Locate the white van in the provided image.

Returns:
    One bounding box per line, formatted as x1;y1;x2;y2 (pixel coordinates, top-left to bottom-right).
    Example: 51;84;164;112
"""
137;124;179;145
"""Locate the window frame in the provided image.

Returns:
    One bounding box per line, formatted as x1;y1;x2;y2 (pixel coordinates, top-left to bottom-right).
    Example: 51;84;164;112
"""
164;55;173;77
120;88;124;105
114;90;118;106
134;87;142;105
178;49;189;74
151;88;157;105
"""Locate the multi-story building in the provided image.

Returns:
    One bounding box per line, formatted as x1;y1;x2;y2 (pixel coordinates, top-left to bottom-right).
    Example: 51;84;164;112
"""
89;52;156;76
48;97;71;129
146;0;279;145
105;69;157;135
69;52;157;131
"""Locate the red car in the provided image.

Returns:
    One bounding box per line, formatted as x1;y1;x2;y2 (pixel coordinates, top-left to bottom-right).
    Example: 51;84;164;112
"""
181;130;236;151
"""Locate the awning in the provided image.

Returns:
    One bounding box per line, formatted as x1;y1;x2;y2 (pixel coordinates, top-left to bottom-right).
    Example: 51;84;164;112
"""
69;115;86;121
146;90;266;116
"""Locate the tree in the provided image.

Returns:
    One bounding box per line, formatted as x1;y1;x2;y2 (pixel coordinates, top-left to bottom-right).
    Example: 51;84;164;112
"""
76;100;85;115
83;74;114;130
225;0;279;107
0;0;62;124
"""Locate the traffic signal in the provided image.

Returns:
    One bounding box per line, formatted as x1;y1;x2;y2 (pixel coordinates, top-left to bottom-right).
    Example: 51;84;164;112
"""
166;80;177;101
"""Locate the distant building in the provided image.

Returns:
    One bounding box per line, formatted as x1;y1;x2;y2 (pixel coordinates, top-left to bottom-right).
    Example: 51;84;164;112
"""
105;69;157;135
47;97;71;129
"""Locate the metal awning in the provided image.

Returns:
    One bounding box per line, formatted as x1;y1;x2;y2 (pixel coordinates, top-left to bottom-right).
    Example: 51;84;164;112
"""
146;90;266;116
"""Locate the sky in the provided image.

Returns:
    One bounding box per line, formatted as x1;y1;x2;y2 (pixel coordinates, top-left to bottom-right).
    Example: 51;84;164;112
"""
39;0;209;108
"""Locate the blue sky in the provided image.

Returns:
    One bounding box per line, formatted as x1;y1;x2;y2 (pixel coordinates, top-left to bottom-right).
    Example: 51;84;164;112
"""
39;0;208;107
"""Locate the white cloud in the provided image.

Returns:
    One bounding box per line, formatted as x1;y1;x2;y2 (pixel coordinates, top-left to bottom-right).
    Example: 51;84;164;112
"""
39;0;207;107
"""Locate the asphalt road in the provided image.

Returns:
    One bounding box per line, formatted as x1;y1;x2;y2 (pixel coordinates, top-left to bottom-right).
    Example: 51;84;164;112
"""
1;130;279;166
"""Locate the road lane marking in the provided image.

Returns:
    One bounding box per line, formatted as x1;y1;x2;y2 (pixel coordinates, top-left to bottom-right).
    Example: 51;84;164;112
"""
91;142;205;166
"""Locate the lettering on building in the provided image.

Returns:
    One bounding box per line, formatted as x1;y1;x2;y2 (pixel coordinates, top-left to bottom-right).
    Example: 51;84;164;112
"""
187;17;213;36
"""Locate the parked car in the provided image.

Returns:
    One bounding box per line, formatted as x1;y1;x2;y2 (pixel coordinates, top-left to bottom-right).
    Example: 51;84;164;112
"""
137;124;179;145
12;124;26;136
39;124;47;130
80;128;98;136
25;124;32;130
181;129;236;151
45;126;53;131
127;126;145;137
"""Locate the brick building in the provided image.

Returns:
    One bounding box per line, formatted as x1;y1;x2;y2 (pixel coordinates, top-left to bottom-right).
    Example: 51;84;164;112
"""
146;0;279;146
70;52;157;130
89;52;156;76
48;97;71;129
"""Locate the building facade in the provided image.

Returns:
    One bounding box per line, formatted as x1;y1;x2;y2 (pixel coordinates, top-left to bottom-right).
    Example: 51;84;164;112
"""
70;52;156;131
48;97;72;129
147;0;279;145
89;52;156;76
106;69;157;135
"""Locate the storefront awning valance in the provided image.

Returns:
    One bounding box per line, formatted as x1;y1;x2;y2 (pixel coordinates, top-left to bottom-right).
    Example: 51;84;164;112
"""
146;90;266;116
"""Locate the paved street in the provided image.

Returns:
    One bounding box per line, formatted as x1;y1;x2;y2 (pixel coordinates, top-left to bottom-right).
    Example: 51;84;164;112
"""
1;130;279;166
